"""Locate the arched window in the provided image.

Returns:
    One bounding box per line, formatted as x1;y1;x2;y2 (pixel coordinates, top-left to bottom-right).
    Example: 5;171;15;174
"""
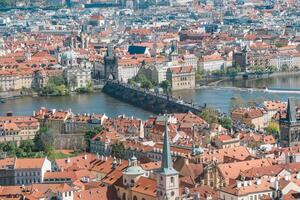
133;196;137;200
170;176;175;186
122;193;126;200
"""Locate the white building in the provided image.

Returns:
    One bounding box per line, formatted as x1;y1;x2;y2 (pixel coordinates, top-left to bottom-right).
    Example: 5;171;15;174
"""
183;54;198;70
64;67;92;90
14;157;52;185
198;53;225;72
117;58;140;83
219;179;274;200
61;49;92;90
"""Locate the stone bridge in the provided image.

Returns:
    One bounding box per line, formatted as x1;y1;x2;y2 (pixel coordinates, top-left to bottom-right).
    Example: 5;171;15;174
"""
102;80;204;115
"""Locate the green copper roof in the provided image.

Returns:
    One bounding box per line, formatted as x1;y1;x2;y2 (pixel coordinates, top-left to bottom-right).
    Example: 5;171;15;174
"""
123;165;145;175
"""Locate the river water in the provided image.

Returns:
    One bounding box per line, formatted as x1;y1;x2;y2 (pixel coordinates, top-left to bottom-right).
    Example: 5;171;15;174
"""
1;75;300;119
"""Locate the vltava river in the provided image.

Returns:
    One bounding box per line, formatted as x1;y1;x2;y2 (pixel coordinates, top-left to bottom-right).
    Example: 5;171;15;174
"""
1;75;300;118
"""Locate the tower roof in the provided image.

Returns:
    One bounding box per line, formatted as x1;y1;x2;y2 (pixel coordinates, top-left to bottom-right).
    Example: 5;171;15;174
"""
158;118;178;175
287;98;297;122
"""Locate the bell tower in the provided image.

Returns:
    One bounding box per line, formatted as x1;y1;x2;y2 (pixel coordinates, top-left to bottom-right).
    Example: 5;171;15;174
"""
156;117;179;200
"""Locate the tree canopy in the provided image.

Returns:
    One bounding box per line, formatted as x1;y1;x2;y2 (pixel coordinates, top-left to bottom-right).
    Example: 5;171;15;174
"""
111;141;126;159
199;107;219;124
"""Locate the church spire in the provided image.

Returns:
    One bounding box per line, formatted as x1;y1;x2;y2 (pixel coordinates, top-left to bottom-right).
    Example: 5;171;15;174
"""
162;118;172;169
159;117;178;175
156;116;179;200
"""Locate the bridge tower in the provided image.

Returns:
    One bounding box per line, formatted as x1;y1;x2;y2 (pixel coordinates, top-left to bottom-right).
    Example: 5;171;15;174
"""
104;44;118;80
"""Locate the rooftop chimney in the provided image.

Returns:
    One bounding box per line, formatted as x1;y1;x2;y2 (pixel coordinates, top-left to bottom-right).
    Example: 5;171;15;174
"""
237;181;242;188
297;172;300;180
256;179;261;185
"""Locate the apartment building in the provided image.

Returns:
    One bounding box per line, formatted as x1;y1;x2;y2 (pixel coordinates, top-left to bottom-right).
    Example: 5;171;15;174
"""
0;157;51;186
166;66;195;90
0;114;40;143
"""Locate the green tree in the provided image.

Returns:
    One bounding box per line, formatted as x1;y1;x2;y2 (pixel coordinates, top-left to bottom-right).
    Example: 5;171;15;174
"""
199;107;218;124
211;69;225;77
141;79;153;89
265;122;280;139
111;141;125;159
218;116;233;130
85;126;103;151
226;67;239;78
281;64;289;72
48;76;66;86
195;70;205;81
19;140;34;153
266;65;276;73
160;80;171;93
3;142;17;156
33;127;54;154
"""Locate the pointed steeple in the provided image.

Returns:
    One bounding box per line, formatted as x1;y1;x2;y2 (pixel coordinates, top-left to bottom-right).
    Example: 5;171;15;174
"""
162;118;172;169
159;117;178;175
192;125;196;155
287;98;297;123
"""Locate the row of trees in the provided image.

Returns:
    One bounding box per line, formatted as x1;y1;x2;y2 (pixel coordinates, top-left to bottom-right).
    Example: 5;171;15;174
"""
39;76;94;96
0;127;54;158
128;75;171;93
128;75;155;89
39;76;69;96
250;65;277;74
199;107;233;130
196;66;242;81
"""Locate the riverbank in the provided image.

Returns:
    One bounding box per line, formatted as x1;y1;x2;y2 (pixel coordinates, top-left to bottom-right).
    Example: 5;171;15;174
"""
214;71;300;88
0;87;104;102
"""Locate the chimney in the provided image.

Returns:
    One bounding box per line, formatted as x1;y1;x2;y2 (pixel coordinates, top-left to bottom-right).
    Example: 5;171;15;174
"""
112;157;117;169
297;172;300;180
284;175;291;181
66;157;70;163
236;181;242;188
256;179;261;185
243;181;248;187
105;156;108;161
206;195;212;200
270;177;276;183
84;154;87;160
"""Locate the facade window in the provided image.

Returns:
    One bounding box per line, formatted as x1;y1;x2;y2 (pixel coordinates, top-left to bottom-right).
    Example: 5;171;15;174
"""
171;191;175;196
170;177;174;186
133;196;137;200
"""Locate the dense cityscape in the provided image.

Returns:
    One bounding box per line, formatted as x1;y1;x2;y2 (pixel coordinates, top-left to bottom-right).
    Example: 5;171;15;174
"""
0;0;300;200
